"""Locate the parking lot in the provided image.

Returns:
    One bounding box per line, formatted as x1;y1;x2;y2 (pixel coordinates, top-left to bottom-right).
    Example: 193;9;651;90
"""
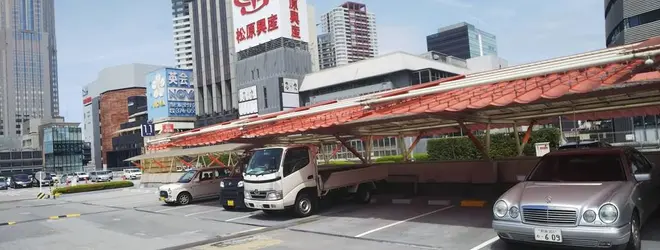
1;186;660;250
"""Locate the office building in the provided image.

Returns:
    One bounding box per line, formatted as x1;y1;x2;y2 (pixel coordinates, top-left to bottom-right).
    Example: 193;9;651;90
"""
106;96;148;170
0;150;43;175
426;22;497;60
83;63;166;170
43;124;84;174
172;0;194;69
318;2;378;70
233;0;314;117
605;0;660;47
0;0;59;149
189;0;240;127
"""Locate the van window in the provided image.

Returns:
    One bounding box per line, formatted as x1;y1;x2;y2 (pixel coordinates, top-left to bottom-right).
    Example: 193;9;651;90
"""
199;170;214;181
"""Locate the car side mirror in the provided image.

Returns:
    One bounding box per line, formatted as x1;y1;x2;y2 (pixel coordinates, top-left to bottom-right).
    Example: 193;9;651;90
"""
516;175;526;182
634;173;651;182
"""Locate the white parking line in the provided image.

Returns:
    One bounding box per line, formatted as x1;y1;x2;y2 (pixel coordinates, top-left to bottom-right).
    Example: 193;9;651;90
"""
354;205;455;238
225;213;256;222
469;236;499;250
155;201;217;213
184;208;224;217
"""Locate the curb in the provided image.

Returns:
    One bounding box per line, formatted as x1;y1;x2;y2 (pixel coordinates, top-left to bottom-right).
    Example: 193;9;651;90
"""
371;195;490;208
36;192;51;199
0;221;16;226
48;214;81;220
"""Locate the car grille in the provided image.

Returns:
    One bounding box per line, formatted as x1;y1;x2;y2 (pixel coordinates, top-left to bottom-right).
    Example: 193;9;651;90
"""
249;191;267;199
159;191;168;198
522;207;577;225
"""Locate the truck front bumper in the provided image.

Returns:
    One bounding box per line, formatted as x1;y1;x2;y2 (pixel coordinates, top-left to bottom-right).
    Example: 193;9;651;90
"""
244;198;286;210
492;220;630;248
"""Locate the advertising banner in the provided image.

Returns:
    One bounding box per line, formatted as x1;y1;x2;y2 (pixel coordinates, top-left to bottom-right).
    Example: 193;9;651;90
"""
146;68;195;121
232;0;309;53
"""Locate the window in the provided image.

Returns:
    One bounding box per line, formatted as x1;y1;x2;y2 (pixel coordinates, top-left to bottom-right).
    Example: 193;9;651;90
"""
629;151;652;174
527;154;626;182
263;86;268;109
199;170;214;181
282;147;310;177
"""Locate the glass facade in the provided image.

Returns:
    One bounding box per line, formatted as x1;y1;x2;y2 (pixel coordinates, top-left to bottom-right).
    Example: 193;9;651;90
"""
426;22;497;60
43;126;83;174
467;26;497;58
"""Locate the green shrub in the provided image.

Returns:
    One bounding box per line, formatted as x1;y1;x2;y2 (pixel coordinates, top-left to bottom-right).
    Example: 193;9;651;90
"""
427;128;561;161
375;155;404;163
412;153;429;162
53;181;134;194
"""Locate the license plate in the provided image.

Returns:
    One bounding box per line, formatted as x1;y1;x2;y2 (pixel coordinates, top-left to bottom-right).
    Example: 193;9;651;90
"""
227;200;234;206
534;228;562;243
159;197;165;201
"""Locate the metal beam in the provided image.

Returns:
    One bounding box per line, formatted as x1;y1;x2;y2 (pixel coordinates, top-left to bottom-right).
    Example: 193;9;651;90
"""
457;121;491;161
334;134;367;164
519;120;537;155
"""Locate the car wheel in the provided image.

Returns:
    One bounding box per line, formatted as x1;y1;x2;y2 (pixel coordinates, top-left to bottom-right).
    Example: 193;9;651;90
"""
625;212;641;250
177;192;192;205
354;185;372;204
292;191;316;218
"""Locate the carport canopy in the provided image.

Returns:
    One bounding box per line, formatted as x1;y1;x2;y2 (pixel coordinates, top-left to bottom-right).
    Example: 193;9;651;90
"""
125;143;255;162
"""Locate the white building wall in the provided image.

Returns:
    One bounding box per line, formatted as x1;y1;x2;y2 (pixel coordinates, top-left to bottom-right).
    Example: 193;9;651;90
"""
308;5;320;72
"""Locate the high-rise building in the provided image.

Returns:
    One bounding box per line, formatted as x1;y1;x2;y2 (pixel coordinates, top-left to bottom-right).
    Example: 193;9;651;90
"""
605;0;660;47
172;0;194;69
318;2;378;70
188;0;240;127
0;0;59;148
426;22;497;60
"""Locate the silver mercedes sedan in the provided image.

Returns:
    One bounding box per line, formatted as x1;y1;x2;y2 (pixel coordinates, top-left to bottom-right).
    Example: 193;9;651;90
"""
492;147;660;250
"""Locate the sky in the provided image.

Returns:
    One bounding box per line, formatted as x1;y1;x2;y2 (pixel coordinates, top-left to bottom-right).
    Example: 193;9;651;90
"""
54;0;605;124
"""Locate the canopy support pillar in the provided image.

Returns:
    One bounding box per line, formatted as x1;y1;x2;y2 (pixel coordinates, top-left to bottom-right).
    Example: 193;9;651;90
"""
519;120;537;156
458;121;491;161
485;122;491;153
335;135;367;164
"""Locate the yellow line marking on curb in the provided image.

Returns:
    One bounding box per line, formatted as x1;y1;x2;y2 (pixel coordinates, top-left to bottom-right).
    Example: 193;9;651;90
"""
66;214;81;217
48;216;59;220
460;200;487;207
7;222;16;225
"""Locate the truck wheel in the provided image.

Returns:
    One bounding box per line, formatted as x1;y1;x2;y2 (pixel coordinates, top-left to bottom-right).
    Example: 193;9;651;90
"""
293;192;316;217
177;192;192;205
354;185;372;204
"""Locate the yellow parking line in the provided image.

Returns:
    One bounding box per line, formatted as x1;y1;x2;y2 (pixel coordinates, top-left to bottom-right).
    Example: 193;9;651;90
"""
460;200;487;207
66;214;81;218
48;216;59;220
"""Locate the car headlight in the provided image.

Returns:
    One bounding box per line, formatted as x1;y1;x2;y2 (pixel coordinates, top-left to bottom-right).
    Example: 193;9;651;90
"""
266;191;283;200
583;210;597;223
493;200;508;218
509;206;519;218
220;181;225;188
599;204;618;224
237;181;244;188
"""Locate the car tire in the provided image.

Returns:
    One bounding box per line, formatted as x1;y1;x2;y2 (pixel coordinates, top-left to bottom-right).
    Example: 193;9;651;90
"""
176;192;192;205
354;185;372;204
292;191;316;218
624;212;642;250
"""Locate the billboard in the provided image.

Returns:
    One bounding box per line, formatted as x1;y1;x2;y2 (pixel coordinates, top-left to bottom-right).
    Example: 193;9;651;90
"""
232;0;309;53
238;85;258;117
146;68;195;121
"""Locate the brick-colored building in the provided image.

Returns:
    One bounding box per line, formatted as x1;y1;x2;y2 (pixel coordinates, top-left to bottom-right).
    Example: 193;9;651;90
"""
99;87;145;164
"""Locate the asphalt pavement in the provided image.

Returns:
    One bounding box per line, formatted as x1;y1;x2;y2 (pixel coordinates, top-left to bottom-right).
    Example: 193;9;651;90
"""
1;184;660;250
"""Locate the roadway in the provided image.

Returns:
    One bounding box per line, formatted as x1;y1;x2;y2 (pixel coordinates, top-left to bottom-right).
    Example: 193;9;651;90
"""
1;185;660;249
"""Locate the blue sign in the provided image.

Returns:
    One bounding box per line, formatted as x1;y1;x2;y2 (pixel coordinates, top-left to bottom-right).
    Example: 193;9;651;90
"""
146;68;195;121
141;123;156;137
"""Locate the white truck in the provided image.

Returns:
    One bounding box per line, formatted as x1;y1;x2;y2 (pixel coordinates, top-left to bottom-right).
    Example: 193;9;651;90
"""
243;145;388;217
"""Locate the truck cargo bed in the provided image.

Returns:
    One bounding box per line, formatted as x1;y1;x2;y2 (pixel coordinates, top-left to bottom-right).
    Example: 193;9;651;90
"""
319;164;388;191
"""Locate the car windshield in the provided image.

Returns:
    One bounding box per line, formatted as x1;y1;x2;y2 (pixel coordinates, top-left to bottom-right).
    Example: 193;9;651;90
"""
178;171;196;183
527;154;626;182
244;148;283;176
97;171;110;175
14;174;29;181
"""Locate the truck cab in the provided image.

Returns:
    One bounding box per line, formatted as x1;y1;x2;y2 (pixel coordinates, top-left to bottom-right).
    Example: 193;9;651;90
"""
243;145;387;217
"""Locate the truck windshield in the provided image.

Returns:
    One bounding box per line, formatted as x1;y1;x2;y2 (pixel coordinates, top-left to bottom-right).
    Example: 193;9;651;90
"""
245;148;283;176
178;171;196;183
527;154;626;182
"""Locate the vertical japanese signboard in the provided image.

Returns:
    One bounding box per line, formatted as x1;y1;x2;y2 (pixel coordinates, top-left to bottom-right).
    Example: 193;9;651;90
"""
146;68;195;121
232;0;309;53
